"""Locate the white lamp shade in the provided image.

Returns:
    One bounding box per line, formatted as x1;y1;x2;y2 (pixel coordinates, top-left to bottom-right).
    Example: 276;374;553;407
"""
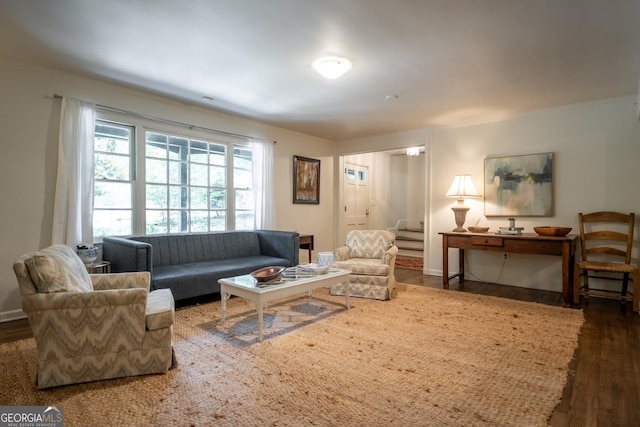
445;174;481;200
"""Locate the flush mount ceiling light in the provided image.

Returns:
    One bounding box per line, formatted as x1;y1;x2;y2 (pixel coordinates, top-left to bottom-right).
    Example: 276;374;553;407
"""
312;55;352;79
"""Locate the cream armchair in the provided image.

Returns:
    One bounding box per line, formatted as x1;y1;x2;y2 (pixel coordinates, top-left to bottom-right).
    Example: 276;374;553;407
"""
13;244;176;389
330;230;398;300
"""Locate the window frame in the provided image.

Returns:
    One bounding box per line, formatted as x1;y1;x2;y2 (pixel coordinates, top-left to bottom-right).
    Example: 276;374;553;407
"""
93;118;136;239
93;110;254;239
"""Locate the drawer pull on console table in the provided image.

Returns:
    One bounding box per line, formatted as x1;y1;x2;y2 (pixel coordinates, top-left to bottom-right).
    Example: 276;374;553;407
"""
439;232;578;307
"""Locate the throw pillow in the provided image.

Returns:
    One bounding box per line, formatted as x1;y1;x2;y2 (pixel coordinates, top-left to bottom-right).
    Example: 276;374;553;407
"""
26;245;93;293
25;255;66;293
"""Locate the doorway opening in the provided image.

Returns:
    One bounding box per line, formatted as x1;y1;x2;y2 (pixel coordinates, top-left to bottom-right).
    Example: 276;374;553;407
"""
338;147;428;268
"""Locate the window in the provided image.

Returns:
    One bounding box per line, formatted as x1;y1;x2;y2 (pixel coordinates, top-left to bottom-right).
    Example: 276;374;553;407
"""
93;121;134;237
144;131;231;234
233;145;254;230
93;118;254;238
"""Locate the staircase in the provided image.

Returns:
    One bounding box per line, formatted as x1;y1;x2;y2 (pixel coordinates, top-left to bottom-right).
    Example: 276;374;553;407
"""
389;220;424;258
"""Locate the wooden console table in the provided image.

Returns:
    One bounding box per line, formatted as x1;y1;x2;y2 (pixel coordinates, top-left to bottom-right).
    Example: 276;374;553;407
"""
440;231;578;306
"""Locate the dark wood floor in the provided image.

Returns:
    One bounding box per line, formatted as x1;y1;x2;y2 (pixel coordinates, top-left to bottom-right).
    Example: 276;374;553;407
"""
2;269;639;426
395;268;640;427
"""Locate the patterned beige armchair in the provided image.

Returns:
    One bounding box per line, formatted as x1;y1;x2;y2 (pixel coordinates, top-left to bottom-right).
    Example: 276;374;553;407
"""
13;244;176;389
330;230;398;300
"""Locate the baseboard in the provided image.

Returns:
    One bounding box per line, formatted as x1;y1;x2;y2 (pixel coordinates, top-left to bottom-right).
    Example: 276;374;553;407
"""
0;309;26;323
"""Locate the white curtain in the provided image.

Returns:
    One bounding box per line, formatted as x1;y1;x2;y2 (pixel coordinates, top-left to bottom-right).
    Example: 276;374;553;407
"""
51;97;96;246
252;139;275;229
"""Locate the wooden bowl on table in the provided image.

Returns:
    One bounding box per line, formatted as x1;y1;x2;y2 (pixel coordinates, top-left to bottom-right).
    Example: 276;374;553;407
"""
468;226;490;233
533;226;572;237
251;266;285;282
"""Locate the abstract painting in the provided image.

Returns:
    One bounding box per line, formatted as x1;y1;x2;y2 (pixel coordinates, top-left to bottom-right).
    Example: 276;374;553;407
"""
484;152;553;216
293;155;320;204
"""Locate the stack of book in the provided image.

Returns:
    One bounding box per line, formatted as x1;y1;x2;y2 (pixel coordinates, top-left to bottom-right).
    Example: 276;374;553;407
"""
281;264;330;279
495;227;524;235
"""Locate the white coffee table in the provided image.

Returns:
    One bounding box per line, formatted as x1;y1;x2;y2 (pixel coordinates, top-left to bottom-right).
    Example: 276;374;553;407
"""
218;268;351;341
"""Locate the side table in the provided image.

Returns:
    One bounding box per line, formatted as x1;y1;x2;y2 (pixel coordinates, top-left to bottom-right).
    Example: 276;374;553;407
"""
299;234;314;263
86;261;111;274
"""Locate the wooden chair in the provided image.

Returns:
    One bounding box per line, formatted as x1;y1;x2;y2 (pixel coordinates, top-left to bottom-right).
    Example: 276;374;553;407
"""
573;211;639;312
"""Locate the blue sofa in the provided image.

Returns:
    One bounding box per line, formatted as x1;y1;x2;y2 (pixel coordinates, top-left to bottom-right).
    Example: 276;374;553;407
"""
103;230;299;301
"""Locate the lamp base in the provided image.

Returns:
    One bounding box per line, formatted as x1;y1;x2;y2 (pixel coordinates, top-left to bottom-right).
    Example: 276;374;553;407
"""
451;205;470;232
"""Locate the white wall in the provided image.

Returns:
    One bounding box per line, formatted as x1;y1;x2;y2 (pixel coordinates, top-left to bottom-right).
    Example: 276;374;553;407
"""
429;96;640;291
0;58;337;321
387;154;426;230
341;95;640;293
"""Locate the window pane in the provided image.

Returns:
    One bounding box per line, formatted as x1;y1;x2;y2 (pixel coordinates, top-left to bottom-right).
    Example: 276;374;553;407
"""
235;189;253;210
210;166;226;186
95;153;130;180
235;211;254;230
189;140;208;163
146;132;167;145
234;146;252;169
95;182;131;208
169;210;187;233
95;137;129;155
190;187;208;209
210;211;226;230
95;123;131;154
210;145;226;165
169;186;187;209
169;161;186;185
234;168;252;189
210;189;226;209
190;163;208;186
190;211;208;232
146;159;167;183
168;137;188;160
146;210;168;234
146;184;167;208
146;136;168;158
94;210;132;237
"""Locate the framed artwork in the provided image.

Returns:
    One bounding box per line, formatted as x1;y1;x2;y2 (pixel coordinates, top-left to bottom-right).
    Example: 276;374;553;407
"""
293;155;320;204
484;152;553;217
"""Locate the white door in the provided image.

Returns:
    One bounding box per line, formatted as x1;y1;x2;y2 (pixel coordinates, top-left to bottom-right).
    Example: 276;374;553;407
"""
344;163;369;233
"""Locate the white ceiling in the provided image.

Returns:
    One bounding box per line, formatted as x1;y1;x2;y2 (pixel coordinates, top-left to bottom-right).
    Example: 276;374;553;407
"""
1;0;639;141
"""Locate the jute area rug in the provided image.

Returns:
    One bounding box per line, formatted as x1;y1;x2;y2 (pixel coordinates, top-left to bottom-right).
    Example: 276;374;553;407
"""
0;283;583;427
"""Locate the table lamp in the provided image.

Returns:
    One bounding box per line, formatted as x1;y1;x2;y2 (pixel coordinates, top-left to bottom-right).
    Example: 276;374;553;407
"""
445;174;481;232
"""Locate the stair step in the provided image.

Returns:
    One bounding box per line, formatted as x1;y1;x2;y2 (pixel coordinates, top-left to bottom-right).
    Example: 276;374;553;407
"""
396;240;424;250
396;235;423;242
398;248;424;258
395;230;424;240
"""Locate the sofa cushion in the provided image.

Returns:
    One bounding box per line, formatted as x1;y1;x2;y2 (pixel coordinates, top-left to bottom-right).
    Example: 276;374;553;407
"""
151;255;290;300
25;245;93;293
146;289;175;331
